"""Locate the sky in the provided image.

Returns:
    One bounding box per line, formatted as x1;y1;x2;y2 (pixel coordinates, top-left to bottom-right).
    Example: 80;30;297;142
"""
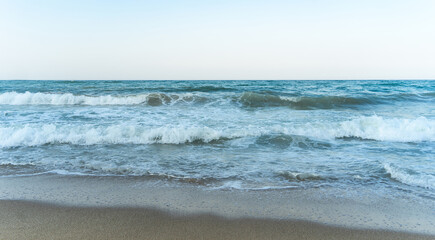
0;0;434;80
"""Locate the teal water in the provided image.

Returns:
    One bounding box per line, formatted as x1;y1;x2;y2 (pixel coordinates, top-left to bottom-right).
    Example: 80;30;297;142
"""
0;80;434;201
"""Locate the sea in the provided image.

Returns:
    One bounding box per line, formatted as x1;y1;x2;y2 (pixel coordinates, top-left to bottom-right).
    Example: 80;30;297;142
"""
0;80;434;202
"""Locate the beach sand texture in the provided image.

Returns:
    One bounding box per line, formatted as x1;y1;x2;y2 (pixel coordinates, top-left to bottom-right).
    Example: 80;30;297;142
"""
1;200;433;240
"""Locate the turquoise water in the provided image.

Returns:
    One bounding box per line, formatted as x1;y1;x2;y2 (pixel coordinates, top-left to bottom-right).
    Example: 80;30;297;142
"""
0;80;434;200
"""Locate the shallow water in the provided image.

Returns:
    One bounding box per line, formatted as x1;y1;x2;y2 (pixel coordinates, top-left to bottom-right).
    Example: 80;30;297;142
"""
0;80;434;201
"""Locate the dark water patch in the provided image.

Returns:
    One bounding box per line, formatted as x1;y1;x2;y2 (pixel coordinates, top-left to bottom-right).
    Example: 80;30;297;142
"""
336;136;377;142
237;92;288;107
0;163;36;169
255;134;331;149
421;92;435;97
377;92;435;102
294;96;375;109
238;92;376;109
146;93;172;106
0;163;40;176
147;135;235;145
187;137;234;145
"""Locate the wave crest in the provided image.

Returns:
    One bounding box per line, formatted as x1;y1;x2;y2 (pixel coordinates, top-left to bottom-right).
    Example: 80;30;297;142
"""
0;116;433;148
239;92;373;109
0;125;237;147
279;116;435;142
0;91;206;106
384;163;435;189
335;116;435;142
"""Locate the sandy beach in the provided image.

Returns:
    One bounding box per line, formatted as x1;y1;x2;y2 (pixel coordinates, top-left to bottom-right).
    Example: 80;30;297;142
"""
2;0;435;238
1;200;433;240
1;175;434;239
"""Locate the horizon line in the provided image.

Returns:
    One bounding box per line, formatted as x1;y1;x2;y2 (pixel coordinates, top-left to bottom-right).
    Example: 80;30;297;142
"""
2;79;435;81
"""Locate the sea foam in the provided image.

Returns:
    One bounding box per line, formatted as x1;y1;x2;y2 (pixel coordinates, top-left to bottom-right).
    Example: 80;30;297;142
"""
287;116;435;142
0;91;202;106
0;124;238;147
335;116;435;142
384;163;435;189
1;116;433;148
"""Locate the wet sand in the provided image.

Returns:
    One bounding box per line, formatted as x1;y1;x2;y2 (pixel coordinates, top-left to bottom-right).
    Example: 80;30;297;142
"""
1;200;433;240
2;175;435;234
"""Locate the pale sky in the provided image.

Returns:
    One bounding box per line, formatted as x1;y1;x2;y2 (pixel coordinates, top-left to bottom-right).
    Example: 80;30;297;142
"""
1;0;434;80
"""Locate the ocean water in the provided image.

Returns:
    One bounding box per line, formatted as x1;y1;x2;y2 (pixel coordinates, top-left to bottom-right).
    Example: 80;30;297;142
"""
0;80;434;200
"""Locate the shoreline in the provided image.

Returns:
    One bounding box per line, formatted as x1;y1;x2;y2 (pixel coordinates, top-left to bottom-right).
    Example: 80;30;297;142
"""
1;174;434;237
1;200;433;240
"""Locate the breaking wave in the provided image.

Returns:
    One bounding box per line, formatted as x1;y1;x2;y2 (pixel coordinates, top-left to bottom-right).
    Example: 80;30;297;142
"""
255;134;331;149
0;125;242;147
0;91;207;106
271;115;435;144
0;116;433;148
2;91;430;109
384;163;435;189
238;92;374;109
278;116;435;142
332;116;435;142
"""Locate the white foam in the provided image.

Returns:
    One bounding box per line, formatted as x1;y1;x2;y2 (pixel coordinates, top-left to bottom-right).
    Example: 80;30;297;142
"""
337;116;435;142
0;116;433;148
213;181;298;190
0;170;97;178
0;161;35;166
284;116;435;142
384;163;435;189
0;91;198;106
46;169;90;176
0;124;244;147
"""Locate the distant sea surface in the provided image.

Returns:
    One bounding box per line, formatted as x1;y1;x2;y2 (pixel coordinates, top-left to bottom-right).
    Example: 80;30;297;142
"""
0;80;434;201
